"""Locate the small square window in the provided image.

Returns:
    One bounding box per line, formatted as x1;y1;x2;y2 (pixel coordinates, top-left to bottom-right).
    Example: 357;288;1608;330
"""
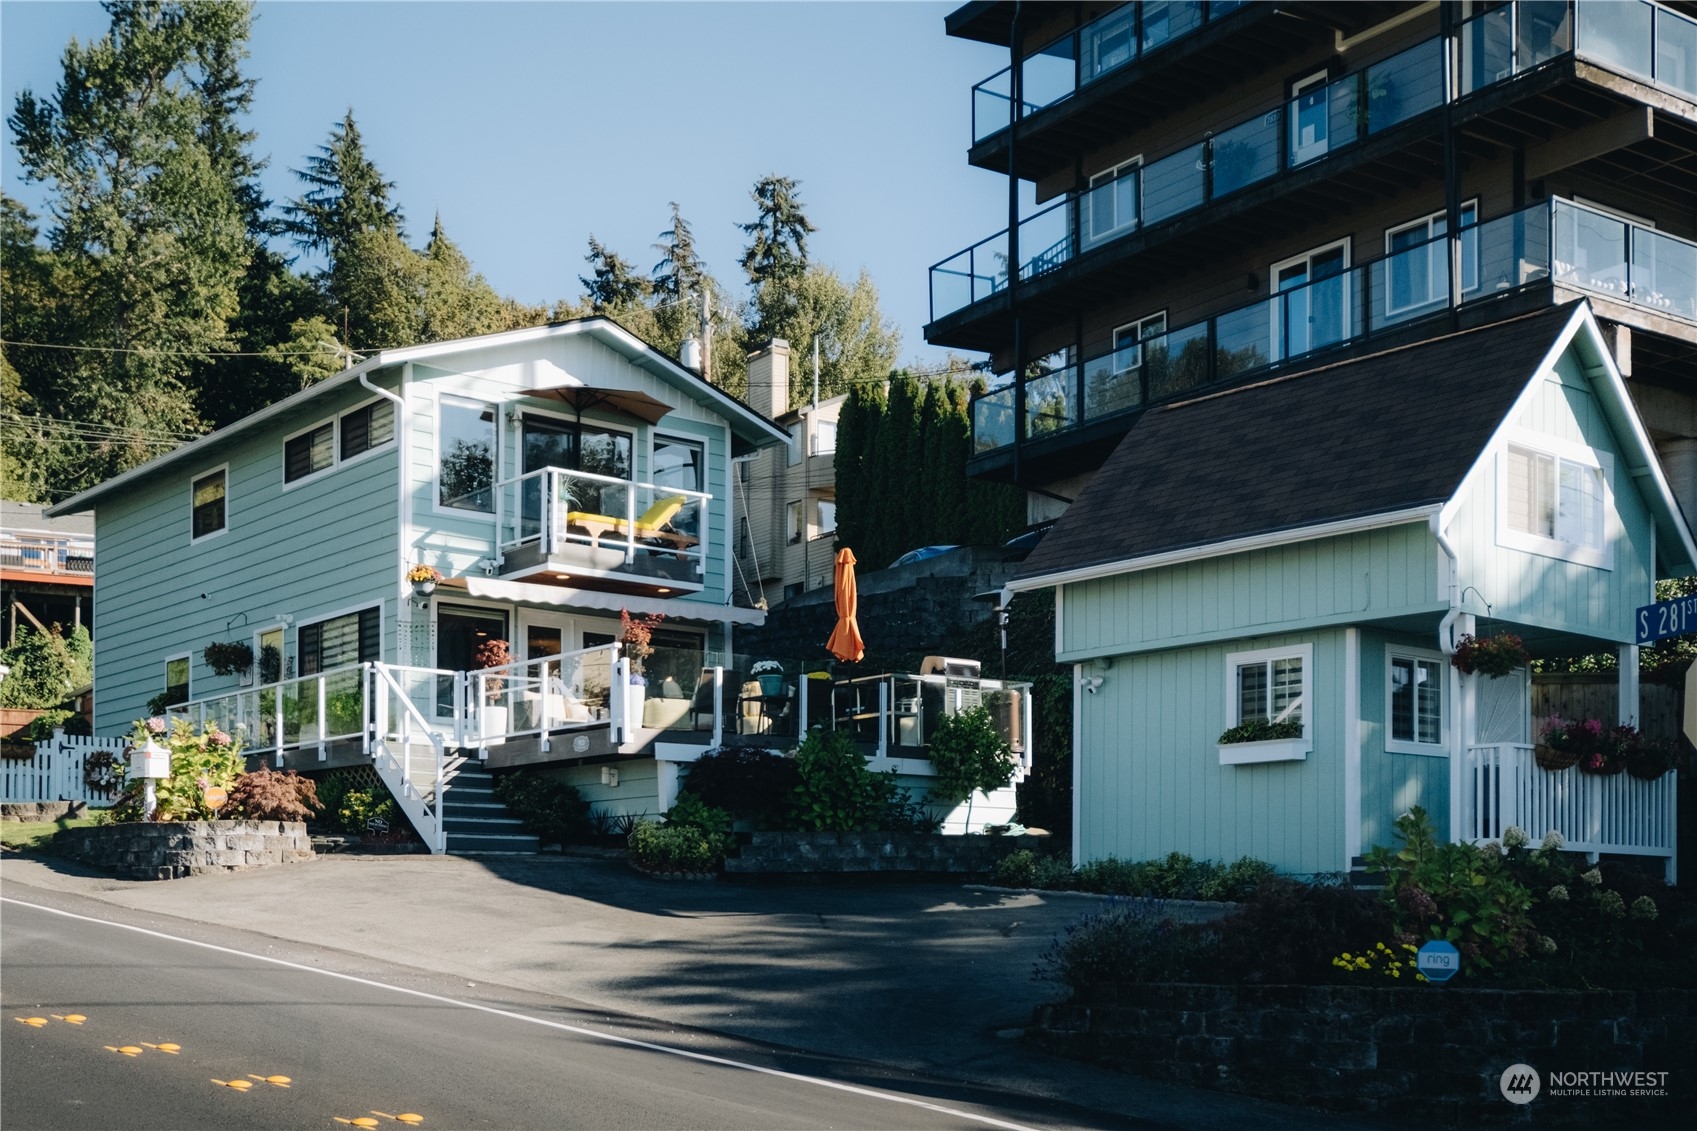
340;400;395;461
1220;643;1312;764
285;423;335;483
191;469;226;540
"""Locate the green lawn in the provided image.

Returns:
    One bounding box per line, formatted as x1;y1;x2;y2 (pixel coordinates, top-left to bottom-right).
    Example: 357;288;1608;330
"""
0;815;105;852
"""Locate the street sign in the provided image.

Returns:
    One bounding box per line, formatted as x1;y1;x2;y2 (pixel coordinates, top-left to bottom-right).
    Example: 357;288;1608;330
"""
1636;595;1697;645
1416;940;1460;984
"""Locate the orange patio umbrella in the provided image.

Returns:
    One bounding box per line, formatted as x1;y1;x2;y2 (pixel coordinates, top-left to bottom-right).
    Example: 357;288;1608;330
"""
825;547;865;663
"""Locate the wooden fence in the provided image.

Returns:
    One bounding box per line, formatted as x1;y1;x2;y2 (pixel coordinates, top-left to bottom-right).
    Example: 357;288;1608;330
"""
0;733;127;805
1531;675;1681;737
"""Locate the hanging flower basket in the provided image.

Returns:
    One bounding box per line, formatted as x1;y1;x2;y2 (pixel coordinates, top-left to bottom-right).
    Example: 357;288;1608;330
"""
1534;744;1580;772
406;563;442;599
1623;732;1679;781
1536;714;1601;772
202;641;254;677
1450;633;1529;678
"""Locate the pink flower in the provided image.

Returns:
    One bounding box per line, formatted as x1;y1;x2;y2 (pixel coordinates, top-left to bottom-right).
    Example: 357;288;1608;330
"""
210;730;232;747
146;717;167;734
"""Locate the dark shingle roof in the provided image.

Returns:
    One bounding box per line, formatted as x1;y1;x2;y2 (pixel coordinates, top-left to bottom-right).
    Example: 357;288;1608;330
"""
1014;304;1580;584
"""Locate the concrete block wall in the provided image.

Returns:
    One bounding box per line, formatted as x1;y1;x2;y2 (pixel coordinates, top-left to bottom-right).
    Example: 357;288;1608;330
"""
726;830;1041;874
57;820;313;880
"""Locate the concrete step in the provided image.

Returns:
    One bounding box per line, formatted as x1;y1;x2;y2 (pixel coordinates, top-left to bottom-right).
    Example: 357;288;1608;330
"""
443;815;528;835
446;831;541;854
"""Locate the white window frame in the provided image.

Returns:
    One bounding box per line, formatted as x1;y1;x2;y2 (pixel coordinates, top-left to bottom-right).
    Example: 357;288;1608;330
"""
1289;70;1332;165
164;652;191;706
1385;644;1448;757
189;464;229;544
1270;238;1352;361
1110;310;1168;376
1384;200;1479;317
1084;156;1142;246
810;415;837;456
434;394;500;516
786;500;803;545
281;395;396;491
814;498;837;539
1495;429;1613;570
1219;642;1312;765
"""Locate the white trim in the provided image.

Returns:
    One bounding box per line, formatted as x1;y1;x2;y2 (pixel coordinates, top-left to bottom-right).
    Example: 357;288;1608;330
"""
1383;199;1478;317
164;651;191;704
252;623;286;688
188;464;229;545
1070;661;1082;867
1085;156;1142;244
295;600;387;674
1270;238;1351;360
461;576;766;626
1384;643;1449;757
433;393;500;518
279;418;336;490
1494;430;1615;570
1220;642;1313;764
1008;505;1439;593
279;393;397;491
1344;627;1361;867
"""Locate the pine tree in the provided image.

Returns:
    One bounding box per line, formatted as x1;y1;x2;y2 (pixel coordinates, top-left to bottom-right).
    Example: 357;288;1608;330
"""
581;235;651;313
740;174;816;343
285;110;405;265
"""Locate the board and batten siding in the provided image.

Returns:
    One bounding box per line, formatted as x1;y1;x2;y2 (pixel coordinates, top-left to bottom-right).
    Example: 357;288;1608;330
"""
1058;522;1440;661
1446;350;1654;644
1356;628;1453;851
93;378;401;733
1078;629;1346;875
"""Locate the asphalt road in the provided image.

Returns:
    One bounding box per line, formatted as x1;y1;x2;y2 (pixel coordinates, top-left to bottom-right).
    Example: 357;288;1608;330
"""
0;896;1139;1131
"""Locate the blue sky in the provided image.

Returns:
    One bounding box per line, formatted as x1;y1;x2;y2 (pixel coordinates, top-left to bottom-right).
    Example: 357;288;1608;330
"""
2;1;1027;366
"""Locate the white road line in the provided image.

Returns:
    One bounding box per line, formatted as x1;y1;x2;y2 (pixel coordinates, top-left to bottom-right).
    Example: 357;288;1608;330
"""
2;897;1042;1131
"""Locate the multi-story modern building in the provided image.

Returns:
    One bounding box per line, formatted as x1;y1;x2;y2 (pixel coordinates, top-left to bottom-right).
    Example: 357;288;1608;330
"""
930;0;1697;523
734;340;844;605
928;1;1697;875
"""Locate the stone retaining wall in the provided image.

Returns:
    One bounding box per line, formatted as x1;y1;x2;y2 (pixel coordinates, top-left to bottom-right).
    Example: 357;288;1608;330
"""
726;830;1039;874
1028;983;1692;1126
1;800;87;822
56;820;313;880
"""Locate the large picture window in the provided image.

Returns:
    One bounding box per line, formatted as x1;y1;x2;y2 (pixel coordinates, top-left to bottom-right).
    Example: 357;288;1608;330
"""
299;607;380;675
440;398;496;512
1387;647;1445;756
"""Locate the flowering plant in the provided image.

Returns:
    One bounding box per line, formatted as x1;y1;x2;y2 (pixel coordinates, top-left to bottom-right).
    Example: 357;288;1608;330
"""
1449;633;1529;678
619;609;665;677
406;563;443;584
472;637;512;698
1331;941;1427;982
1537;714;1603;771
751;660;784;676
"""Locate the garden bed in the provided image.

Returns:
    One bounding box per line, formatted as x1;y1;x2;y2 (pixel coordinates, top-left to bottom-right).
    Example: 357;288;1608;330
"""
1027;982;1692;1126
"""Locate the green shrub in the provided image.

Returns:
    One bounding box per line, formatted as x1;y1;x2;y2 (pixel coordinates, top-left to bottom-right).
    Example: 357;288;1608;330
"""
23;709;75;740
785;727;899;832
999;850;1272;899
926;706;1013;805
1207;877;1394;985
663;790;733;840
110;719;243;822
0;624;91;709
1034;903;1208;997
338;786;398;833
312;772;349;824
1217;717;1302;743
994;848;1039;888
493;770;590;846
681;747;800;827
629;820;727;873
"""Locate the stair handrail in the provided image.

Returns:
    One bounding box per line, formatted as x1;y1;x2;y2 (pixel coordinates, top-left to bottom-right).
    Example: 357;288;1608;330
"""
368;661;452;854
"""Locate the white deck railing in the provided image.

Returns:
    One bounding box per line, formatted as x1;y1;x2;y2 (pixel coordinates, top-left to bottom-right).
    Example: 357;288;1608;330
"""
493;465;711;583
167;663;369;765
1463;742;1677;880
466;643;623;750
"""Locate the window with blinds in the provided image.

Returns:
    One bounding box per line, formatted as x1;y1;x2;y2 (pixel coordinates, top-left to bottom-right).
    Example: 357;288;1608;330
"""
284;398;396;485
340;400;395;461
191;469;226;540
298;607;380;675
285;423;335;483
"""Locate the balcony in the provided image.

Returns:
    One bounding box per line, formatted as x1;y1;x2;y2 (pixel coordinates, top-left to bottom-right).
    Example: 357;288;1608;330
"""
493;466;711;595
933;0;1697;347
0;533;94;581
968;198;1697;468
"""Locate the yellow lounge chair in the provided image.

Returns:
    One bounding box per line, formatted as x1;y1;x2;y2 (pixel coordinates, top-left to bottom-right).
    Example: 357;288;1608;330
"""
565;494;697;551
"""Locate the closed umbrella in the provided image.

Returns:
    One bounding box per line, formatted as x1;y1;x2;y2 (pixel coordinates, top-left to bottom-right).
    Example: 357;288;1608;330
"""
825;548;865;663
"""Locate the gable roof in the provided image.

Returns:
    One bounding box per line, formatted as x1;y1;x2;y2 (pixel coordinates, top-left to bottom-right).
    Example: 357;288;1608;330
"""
47;317;788;517
1011;302;1696;589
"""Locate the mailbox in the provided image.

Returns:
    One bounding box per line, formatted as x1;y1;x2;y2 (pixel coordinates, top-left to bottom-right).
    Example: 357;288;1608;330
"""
128;739;171;779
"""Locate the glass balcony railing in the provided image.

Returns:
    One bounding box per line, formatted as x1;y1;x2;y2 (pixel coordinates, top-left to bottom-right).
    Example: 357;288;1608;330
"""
971;1;1247;144
967;196;1697;457
939;0;1697;324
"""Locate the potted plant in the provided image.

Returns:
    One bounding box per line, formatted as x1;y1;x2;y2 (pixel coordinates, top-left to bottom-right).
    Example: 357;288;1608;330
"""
618;610;664;733
202;640;254;679
1580;723;1633;777
1625;732;1680;780
472;637;512;740
407;562;442;600
1535;714;1600;771
751;659;785;697
1449;633;1529;678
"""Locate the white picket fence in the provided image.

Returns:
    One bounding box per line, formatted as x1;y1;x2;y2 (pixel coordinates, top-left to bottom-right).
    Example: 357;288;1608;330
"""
0;733;128;805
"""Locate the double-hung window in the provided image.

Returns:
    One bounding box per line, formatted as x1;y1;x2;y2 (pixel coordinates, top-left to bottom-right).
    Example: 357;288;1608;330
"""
786;501;803;545
162;654;190;709
1221;644;1311;763
285;398;395;485
1385;202;1478;316
190;468;227;541
1084;158;1140;248
1386;647;1446;756
1499;434;1611;568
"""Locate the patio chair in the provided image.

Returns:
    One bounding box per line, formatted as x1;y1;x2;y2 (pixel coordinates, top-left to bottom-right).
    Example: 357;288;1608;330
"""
688;668;741;731
565;494;697;552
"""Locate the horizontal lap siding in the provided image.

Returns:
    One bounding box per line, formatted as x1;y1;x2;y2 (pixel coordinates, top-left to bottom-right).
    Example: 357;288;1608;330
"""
1078;630;1345;876
1448;355;1653;643
95;381;400;732
1061;523;1437;659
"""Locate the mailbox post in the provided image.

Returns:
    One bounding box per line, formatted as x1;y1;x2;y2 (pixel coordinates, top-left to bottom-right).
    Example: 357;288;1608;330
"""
128;738;171;820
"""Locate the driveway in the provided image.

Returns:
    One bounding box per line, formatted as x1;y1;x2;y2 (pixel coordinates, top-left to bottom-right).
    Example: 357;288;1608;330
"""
0;852;1398;1130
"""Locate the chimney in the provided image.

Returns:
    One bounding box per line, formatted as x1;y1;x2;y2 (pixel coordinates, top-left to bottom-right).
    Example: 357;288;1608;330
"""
746;338;790;419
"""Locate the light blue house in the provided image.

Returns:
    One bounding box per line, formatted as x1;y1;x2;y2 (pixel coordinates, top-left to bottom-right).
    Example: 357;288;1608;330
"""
49;318;795;846
1005;303;1693;880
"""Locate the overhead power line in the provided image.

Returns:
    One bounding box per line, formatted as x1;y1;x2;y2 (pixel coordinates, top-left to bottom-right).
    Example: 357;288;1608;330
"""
0;338;358;361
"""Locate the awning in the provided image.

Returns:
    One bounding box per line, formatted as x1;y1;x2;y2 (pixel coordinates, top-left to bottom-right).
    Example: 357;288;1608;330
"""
462;576;766;626
529;384;672;425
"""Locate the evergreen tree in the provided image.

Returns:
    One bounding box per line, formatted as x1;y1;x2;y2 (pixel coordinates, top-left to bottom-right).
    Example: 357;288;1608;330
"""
740;174;816;342
284;110;404;264
580;235;651;313
652;201;706;304
8;0;256;490
420;215;509;342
